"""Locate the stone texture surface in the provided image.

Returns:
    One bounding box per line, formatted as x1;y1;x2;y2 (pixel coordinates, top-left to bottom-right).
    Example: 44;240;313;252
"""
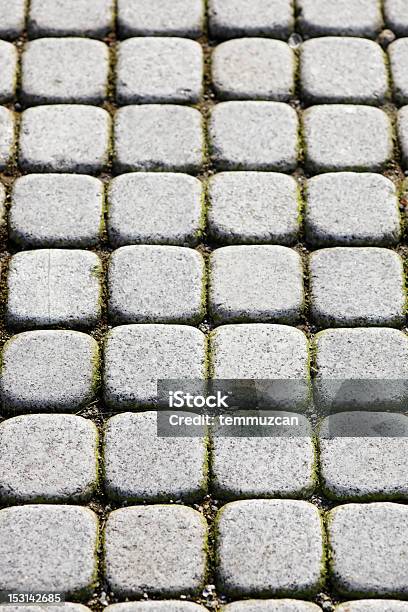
103;324;206;409
389;39;408;105
21;38;109;105
303;105;393;173
28;0;114;38
212;39;295;101
304;173;401;246
216;500;324;597
0;330;99;413
397;106;408;169
209;0;294;39
310;247;406;327
328;503;408;597
108;173;203;247
19;105;111;174
207;172;300;245
10;174;104;248
0;414;98;503
7;249;102;329
0;106;15;171
117;0;204;38
298;0;383;37
116;38;203;104
335;602;408;612
0;607;91;612
385;0;408;35
0;41;17;103
0;505;98;596
106;605;207;612
114;105;204;174
209;245;304;324
0;0;26;39
108;245;205;324
210;102;298;171
104;505;207;597
222;602;322;612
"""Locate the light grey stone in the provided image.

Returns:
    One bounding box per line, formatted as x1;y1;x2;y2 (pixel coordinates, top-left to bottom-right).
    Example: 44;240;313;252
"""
7;249;102;330
107;173;204;247
104;411;207;502
10;174;104;248
104;505;207;597
106;604;207;612
310;247;405;327
0;106;15;171
108;245;205;324
208;0;294;40
0;41;17;103
216;500;324;597
0;606;91;612
397;106;408;168
209;245;304;324
116;38;203;105
328;502;408;597
210;102;298;171
21;38;109;106
304;173;401;246
385;0;408;36
300;38;388;105
303;105;393;173
28;0;114;38
319;412;408;501
389;39;408;105
222;601;322;612
298;0;383;38
114;105;204;174
117;0;204;38
0;182;6;230
0;0;26;39
103;324;206;409
0;330;99;413
0;414;98;503
336;601;408;612
212;39;295;101
19;105;111;174
207;172;301;245
0;505;98;596
313;328;408;412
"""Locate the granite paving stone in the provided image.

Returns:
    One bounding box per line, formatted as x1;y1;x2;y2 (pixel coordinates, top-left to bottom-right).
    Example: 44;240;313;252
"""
297;0;383;38
105;605;208;612
207;172;300;245
335;602;408;611
117;0;204;38
0;106;15;171
0;414;98;503
28;0;114;38
0;505;98;596
216;500;324;597
0;41;17;103
107;173;204;247
116;38;203;105
0;330;99;413
104;505;207;597
19;105;111;174
397;106;408;168
208;0;294;40
0;607;92;612
389;39;408;105
212;39;295;101
221;602;323;611
385;0;408;36
209;102;298;171
114;105;204;174
9;174;104;248
0;0;26;39
0;181;6;231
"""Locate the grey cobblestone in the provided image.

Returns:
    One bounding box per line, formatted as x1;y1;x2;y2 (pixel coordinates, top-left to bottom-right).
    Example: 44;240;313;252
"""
304;173;401;247
106;604;208;612
0;505;98;596
303;105;393;173
327;503;408;597
0;414;98;503
222;602;322;612
9;174;104;248
114;105;204;174
104;411;208;502
300;38;388;105
209;245;304;324
310;247;405;327
103;324;206;409
0;0;26;39
298;0;383;38
212;39;295;102
0;41;17;103
397;106;408;169
7;249;102;329
208;0;294;40
108;173;203;247
117;0;204;38
0;330;99;413
389;39;408;105
108;245;205;324
335;601;408;611
216;500;324;597
385;0;408;36
28;0;114;38
0;606;91;612
0;106;15;171
0;182;5;231
210;102;298;171
104;505;207;597
19;105;111;174
21;38;109;106
116;38;203;105
207;172;300;245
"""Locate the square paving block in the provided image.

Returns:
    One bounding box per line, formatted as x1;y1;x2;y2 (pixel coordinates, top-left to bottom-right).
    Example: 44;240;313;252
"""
385;0;408;35
0;106;15;171
208;0;294;39
0;41;17;103
28;0;114;38
389;39;408;105
335;601;408;612
222;602;322;612
397;106;408;169
298;0;383;37
0;0;26;39
117;0;204;38
106;605;207;612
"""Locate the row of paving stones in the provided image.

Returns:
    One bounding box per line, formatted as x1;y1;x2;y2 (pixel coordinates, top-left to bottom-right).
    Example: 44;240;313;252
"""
1;325;408;412
1;410;408;503
1;0;408;40
2;501;408;600
3;102;408;174
5;35;408;106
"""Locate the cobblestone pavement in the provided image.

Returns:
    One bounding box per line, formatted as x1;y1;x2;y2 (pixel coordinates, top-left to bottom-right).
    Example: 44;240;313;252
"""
2;1;408;611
